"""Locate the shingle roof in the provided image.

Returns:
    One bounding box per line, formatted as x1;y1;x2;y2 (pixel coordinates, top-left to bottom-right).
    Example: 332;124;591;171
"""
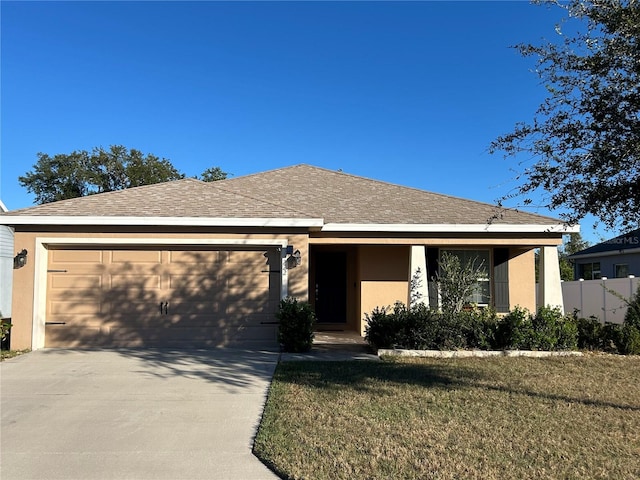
3;178;311;218
2;164;560;226
569;228;640;258
212;164;558;225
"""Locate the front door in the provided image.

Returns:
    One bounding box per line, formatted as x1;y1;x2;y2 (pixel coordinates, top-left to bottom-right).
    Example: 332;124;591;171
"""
314;251;347;323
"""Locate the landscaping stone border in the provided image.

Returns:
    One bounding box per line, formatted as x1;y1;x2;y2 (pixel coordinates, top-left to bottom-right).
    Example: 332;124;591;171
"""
378;349;584;358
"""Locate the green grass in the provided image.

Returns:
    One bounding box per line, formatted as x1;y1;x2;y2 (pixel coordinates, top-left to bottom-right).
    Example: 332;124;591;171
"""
254;355;640;479
0;349;30;361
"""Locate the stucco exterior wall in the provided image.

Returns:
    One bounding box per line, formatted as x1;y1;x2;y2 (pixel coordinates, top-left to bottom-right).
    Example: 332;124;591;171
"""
508;248;536;311
9;229;310;350
358;245;410;335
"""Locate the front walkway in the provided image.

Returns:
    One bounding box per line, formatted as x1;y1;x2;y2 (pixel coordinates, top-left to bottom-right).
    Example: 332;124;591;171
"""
280;331;379;361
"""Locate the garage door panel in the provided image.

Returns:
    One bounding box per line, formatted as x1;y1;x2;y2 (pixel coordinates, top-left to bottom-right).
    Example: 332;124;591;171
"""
223;299;275;315
50;274;102;290
168;274;219;291
221;274;270;289
46;326;107;348
111;250;162;263
110;275;161;290
46;247;280;348
48;301;103;315
220;250;266;264
50;249;103;263
107;300;161;316
167;250;220;264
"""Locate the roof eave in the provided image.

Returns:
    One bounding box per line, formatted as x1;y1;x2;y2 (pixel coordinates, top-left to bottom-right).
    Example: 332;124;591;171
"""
320;223;579;234
569;247;640;260
0;216;325;229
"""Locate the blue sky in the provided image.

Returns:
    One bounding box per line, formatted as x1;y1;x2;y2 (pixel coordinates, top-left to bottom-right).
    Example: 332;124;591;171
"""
0;1;609;243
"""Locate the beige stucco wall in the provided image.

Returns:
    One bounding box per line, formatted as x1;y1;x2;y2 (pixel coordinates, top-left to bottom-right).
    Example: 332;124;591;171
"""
358;245;410;335
508;248;536;311
9;229;310;350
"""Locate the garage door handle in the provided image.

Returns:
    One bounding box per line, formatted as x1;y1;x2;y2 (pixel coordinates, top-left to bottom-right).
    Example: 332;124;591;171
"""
159;302;169;315
45;322;66;325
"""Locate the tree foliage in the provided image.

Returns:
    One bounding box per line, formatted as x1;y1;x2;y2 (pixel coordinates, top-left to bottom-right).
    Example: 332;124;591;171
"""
198;166;228;182
559;232;590;280
19;145;227;204
490;0;640;230
437;252;487;315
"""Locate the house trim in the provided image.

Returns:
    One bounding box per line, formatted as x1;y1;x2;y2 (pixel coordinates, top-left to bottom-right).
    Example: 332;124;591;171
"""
570;247;640;260
1;216;325;228
320;223;579;234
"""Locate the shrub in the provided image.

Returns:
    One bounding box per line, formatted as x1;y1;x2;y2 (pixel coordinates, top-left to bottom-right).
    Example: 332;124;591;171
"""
620;324;640;355
495;307;532;349
365;302;498;351
555;313;579;350
366;303;577;352
601;323;624;353
623;286;640;329
577;315;604;350
1;320;11;342
364;306;397;350
276;297;316;352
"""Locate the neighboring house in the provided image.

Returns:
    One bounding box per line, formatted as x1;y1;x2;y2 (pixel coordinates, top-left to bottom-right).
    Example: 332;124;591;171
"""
0;200;14;321
0;164;575;350
569;229;640;280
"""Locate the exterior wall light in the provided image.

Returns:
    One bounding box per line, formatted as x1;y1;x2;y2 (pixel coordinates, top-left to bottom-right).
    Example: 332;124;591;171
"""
286;248;301;268
14;249;28;269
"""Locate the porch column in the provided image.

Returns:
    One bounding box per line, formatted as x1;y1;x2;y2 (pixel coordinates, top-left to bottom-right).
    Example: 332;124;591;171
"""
409;246;429;307
538;246;564;313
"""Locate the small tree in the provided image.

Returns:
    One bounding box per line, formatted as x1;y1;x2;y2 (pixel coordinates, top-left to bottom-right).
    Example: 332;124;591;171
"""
409;267;425;306
436;252;487;315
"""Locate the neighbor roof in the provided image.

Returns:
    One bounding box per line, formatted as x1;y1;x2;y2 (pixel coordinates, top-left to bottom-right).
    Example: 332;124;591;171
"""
569;228;640;259
1;164;573;232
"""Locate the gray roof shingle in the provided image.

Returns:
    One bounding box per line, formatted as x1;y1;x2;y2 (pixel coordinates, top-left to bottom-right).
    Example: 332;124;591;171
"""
2;164;560;226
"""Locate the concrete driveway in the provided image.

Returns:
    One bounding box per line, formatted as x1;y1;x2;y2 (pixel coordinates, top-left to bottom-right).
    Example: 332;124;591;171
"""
1;348;280;480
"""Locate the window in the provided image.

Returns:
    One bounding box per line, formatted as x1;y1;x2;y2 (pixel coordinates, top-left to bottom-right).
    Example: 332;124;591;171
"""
615;264;629;278
440;249;490;305
579;262;601;280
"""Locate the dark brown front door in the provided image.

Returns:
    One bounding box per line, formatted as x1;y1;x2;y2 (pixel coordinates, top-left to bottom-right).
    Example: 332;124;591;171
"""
314;251;347;323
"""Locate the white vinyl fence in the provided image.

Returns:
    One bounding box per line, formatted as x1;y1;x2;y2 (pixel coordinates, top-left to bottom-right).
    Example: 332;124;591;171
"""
561;277;639;324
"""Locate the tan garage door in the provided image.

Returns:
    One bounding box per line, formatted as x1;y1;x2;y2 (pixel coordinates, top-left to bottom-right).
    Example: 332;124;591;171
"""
45;247;281;348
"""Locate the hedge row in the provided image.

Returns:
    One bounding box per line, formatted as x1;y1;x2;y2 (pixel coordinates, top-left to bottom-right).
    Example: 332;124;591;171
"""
364;302;640;355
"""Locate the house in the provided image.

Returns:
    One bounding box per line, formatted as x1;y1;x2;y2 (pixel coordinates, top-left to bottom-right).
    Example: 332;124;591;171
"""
0;164;575;350
569;229;640;280
0;200;14;322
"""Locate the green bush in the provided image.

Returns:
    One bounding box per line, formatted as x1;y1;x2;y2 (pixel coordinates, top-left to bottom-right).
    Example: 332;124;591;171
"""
366;303;580;352
364;306;398;350
365;302;499;351
495;307;532;349
623;286;640;329
0;320;11;342
577;315;604;350
620;324;640;355
276;297;316;353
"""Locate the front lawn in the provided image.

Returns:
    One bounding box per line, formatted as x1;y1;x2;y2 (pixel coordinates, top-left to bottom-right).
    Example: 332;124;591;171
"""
254;355;640;479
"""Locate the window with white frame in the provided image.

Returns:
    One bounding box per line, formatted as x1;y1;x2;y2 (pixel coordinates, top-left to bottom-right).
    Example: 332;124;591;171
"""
439;249;490;305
